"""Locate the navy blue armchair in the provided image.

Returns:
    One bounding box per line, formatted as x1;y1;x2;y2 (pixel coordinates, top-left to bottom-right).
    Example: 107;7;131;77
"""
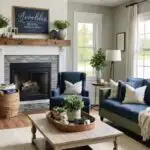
50;72;90;113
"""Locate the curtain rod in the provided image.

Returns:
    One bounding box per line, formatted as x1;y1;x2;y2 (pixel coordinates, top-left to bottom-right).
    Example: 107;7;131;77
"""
126;0;148;8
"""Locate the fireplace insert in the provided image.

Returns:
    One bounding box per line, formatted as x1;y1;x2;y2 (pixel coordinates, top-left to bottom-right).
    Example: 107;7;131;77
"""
10;63;51;101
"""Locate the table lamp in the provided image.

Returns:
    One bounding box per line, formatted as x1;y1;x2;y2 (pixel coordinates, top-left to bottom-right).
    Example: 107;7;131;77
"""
106;50;121;80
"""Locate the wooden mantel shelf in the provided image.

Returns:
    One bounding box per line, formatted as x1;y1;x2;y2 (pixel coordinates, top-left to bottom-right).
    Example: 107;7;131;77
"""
0;38;71;47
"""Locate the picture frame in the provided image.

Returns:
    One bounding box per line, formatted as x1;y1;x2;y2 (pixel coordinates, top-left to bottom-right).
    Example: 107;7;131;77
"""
12;6;49;34
116;32;126;52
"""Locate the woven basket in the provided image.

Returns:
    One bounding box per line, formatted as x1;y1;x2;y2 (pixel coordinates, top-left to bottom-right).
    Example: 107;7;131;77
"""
0;91;20;118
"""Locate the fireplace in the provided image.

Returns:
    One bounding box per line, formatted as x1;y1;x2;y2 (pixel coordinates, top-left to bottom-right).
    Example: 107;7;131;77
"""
10;63;51;101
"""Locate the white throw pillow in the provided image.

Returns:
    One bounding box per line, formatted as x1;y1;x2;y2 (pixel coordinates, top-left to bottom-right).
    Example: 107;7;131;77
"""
109;79;118;98
64;80;82;95
123;84;147;104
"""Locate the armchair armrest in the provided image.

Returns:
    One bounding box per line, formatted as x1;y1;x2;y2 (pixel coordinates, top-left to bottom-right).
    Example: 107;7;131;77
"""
81;90;89;97
51;88;60;97
99;88;111;105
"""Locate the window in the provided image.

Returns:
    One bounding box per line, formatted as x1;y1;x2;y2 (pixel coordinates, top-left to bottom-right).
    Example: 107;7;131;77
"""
136;20;150;78
77;23;95;76
74;12;102;77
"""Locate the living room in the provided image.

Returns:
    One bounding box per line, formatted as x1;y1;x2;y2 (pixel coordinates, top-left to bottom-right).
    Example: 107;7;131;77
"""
0;0;150;150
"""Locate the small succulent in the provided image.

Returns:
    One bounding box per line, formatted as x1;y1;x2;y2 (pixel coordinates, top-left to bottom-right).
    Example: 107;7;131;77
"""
0;15;9;28
65;95;84;112
53;107;66;113
54;20;70;30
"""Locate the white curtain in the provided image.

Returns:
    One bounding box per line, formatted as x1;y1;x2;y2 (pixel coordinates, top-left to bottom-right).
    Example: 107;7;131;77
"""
126;4;139;78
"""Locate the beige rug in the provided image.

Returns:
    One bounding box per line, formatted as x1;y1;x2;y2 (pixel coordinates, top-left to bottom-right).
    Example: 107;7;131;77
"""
0;111;149;150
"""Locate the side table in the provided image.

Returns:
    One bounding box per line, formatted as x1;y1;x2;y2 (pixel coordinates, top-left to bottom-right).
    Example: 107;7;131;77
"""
92;83;110;109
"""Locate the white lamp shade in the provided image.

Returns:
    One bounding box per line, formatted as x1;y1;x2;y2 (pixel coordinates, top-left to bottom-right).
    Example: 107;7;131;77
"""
106;50;121;62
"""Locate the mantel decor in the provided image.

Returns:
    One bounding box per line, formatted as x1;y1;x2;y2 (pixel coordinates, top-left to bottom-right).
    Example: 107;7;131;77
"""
54;20;71;40
13;6;49;34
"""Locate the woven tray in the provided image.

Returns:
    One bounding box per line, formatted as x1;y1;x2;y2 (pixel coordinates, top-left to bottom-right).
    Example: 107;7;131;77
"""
46;111;95;132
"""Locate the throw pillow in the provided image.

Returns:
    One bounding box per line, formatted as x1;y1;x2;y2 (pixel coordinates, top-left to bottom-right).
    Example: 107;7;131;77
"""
64;80;82;95
122;84;147;104
109;79;118;98
117;81;127;102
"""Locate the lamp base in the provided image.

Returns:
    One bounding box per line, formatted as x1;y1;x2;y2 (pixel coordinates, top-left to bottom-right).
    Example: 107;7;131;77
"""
110;61;115;80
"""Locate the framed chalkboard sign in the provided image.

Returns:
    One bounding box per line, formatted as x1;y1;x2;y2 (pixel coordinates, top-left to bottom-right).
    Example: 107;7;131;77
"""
13;6;49;34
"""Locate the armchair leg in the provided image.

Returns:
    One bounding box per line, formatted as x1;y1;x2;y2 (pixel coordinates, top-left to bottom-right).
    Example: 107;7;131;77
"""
100;116;104;121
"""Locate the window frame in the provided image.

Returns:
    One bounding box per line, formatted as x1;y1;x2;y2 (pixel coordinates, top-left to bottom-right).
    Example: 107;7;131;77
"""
136;19;150;78
73;12;103;77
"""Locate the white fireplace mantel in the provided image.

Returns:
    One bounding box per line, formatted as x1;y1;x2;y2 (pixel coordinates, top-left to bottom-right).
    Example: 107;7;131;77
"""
0;45;66;83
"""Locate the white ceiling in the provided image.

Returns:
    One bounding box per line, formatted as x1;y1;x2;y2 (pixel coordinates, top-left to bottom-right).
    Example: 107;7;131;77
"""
68;0;130;7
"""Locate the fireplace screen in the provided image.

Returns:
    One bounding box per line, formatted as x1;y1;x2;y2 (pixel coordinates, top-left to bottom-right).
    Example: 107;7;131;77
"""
10;63;51;101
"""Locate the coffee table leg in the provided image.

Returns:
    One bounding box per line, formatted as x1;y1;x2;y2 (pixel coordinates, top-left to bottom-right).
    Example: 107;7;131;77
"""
113;137;118;150
31;123;37;145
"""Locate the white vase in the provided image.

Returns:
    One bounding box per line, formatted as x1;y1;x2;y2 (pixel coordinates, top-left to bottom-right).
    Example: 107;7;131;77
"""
0;28;5;36
67;109;81;121
58;29;66;40
96;69;102;83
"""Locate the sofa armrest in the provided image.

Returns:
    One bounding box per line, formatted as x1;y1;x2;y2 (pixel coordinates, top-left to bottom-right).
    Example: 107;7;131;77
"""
81;90;89;97
51;88;60;97
99;88;111;105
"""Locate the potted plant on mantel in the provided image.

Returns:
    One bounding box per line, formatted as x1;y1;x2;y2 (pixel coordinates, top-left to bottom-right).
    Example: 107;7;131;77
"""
54;20;70;40
65;95;84;121
90;48;107;83
0;15;9;36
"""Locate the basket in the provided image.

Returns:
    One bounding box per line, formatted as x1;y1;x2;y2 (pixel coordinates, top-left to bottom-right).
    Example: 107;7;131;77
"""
46;111;95;132
0;91;20;118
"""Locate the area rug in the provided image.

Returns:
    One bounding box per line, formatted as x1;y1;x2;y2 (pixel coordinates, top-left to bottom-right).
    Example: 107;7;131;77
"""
0;110;149;150
106;121;150;148
0;127;148;150
92;110;150;148
0;113;31;129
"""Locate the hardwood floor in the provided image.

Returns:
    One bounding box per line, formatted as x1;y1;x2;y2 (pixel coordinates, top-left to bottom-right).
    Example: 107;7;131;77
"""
0;109;96;129
0;113;31;129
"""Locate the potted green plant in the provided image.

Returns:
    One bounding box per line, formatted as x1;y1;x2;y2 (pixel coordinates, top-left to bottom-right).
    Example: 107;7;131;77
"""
90;48;107;83
54;20;70;40
65;95;84;121
0;15;9;35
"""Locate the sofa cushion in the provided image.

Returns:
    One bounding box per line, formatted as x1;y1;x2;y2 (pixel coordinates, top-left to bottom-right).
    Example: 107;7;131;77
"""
101;99;148;123
127;77;144;88
117;81;126;102
144;80;150;105
109;79;118;99
122;84;146;104
117;80;145;103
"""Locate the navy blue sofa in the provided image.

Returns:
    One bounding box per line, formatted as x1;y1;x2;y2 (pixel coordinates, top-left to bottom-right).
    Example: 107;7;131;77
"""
99;77;150;135
50;72;90;113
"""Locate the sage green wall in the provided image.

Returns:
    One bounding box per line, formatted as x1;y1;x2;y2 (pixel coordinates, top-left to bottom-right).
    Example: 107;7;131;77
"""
112;4;128;81
113;1;150;81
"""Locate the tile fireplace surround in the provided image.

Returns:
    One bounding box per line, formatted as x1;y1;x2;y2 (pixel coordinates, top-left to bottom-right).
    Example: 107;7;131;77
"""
0;45;67;112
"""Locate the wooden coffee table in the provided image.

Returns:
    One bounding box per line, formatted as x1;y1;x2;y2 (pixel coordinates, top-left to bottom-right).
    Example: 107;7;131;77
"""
28;113;123;150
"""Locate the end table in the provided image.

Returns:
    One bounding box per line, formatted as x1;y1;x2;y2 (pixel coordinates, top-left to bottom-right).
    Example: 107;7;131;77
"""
92;83;110;109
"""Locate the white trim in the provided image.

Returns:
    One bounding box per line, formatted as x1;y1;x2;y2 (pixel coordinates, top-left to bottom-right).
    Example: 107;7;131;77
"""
73;12;103;71
139;11;150;21
0;46;66;84
0;46;59;55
